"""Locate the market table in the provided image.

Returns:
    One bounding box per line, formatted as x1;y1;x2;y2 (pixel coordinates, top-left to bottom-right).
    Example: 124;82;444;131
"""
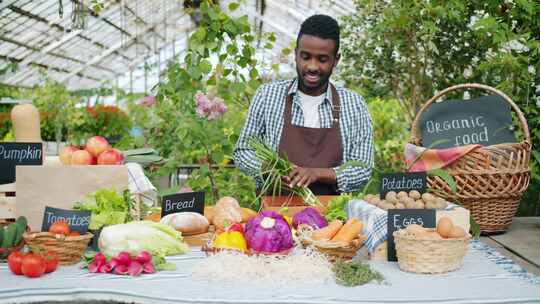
1;241;539;304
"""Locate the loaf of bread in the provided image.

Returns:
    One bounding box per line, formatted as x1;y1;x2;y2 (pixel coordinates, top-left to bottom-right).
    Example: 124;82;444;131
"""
160;212;209;236
213;196;243;230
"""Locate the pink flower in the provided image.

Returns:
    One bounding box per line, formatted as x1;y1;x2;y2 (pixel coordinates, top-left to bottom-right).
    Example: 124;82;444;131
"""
138;96;156;107
194;92;227;120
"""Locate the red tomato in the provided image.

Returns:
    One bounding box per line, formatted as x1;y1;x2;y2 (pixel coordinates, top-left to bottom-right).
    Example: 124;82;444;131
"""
21;253;46;278
41;251;59;273
7;251;25;275
68;231;80;236
49;220;71;235
227;223;244;234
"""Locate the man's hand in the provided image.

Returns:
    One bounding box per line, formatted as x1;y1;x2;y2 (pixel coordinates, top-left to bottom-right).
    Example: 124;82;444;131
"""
283;166;337;188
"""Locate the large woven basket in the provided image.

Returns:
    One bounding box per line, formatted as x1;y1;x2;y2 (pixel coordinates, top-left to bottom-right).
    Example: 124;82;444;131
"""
393;229;470;274
23;232;93;265
410;83;531;234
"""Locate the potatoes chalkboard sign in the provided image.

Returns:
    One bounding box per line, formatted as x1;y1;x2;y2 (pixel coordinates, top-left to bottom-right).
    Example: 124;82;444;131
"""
380;172;427;198
0;142;43;184
419;95;516;149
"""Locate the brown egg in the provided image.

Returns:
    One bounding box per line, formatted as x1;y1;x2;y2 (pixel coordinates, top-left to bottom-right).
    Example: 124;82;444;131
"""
437;217;454;238
448;226;467;238
406;224;426;237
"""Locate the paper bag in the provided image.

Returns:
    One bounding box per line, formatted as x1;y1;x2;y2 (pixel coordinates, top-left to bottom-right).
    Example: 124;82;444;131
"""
16;165;129;231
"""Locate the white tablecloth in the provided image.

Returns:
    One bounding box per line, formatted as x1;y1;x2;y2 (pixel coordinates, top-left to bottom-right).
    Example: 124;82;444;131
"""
1;241;539;304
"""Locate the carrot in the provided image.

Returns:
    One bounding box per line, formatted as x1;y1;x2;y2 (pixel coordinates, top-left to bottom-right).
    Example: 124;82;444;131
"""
330;218;364;245
312;220;343;241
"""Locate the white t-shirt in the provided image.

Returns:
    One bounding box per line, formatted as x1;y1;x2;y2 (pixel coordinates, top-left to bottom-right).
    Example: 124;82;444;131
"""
297;91;326;128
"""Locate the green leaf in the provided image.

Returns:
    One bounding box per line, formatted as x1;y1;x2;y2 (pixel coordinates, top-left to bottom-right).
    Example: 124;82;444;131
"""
427;168;457;193
208;7;219;20
470;215;481;239
228;2;240;11
249;69;258;79
200;60;212;74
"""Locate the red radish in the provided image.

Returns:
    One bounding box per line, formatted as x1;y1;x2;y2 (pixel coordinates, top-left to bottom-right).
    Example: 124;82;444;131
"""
108;257;120;269
116;252;131;266
85;136;109;157
127;261;143;276
94;253;106;264
99;263;112;273
114;264;129;275
88;261;100;273
135;251;152;264
142;262;155;274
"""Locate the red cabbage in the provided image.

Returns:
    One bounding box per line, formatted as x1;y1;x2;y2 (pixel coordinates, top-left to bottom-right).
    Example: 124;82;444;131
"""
245;211;293;253
292;207;328;229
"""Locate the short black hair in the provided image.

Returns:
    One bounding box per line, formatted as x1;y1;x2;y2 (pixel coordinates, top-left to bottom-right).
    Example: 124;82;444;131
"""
297;14;340;54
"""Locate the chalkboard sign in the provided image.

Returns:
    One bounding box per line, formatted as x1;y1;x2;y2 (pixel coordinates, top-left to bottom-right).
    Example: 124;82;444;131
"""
161;192;205;217
0;142;43;184
419;95;516;149
41;206;91;233
387;209;436;261
380;172;427;198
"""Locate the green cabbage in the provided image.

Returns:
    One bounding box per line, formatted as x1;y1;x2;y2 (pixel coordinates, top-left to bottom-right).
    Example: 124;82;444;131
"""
98;221;190;257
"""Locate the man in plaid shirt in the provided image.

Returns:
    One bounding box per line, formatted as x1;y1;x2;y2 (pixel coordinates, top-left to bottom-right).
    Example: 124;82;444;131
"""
234;14;374;194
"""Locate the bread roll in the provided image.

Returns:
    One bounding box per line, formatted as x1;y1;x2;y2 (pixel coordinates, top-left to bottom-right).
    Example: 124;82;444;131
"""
213;196;242;229
160;212;209;235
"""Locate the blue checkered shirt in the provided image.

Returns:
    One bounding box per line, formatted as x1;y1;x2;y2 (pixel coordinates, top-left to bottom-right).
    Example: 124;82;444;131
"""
233;78;374;193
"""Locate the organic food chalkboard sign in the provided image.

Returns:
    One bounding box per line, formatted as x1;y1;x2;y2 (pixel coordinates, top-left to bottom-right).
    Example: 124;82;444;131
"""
419;95;516;149
380;172;427;198
41;206;91;233
0;142;43;184
387;209;436;261
161;192;205;217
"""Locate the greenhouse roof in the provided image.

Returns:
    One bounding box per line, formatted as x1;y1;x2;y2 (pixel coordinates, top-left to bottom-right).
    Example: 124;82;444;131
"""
0;0;354;92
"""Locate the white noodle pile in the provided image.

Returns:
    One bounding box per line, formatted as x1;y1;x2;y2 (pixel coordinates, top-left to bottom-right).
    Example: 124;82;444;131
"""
192;247;333;284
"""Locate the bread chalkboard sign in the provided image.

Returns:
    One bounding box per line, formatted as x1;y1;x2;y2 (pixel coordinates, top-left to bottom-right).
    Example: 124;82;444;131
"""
161;191;205;217
0;142;43;184
387;209;436;261
41;206;91;233
380;172;427;198
419;95;516;149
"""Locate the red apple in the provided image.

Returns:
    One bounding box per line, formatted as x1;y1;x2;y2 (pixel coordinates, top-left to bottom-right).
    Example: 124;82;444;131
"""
85;136;109;157
71;150;93;165
97;149;123;165
59;146;79;165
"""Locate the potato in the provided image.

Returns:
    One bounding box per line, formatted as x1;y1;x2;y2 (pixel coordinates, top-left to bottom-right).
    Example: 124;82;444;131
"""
421;193;435;202
385;191;397;201
395;203;405;209
387;196;399;205
385;203;395;210
435;197;448;209
425;201;438;209
414;199;425;209
372;197;381;205
397;191;409;199
409;190;421;199
405;199;416;209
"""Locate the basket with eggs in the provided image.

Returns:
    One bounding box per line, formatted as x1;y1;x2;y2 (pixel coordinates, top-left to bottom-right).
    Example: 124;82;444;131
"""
393;217;470;274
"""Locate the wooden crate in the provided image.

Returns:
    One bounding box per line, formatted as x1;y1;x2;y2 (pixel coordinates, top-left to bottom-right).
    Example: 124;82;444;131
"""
0;183;16;219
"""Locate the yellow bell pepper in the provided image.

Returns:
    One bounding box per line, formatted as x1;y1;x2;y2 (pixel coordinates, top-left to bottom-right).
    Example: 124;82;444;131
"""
213;231;247;252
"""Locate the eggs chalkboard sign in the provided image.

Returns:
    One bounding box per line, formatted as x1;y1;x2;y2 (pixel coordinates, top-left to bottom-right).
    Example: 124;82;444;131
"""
380;172;427;198
41;206;91;233
387;209;436;261
419;95;516;149
0;142;43;184
161;191;205;217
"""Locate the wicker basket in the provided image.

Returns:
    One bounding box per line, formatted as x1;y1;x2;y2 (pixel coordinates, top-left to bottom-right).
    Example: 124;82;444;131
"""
296;225;366;262
393;229;470;274
23;232;93;265
410;83;531;234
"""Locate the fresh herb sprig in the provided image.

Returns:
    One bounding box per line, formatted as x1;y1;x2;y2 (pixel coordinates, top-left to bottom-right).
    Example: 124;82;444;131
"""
249;138;320;206
333;259;384;287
